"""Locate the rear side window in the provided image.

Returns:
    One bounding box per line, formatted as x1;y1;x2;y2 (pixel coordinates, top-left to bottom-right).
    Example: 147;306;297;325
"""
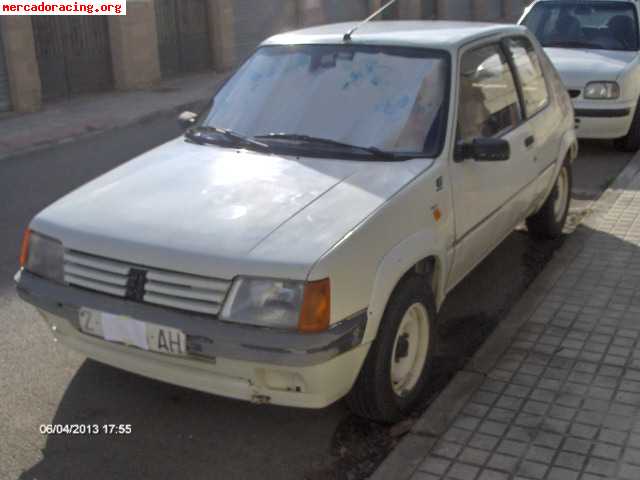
505;37;549;117
457;44;522;142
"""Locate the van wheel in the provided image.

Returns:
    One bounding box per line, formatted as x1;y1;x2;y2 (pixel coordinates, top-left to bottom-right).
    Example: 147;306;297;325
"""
346;275;436;424
526;160;572;239
614;99;640;152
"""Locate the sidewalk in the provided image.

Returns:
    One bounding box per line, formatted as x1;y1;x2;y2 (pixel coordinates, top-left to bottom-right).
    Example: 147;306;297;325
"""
0;71;227;160
373;152;640;480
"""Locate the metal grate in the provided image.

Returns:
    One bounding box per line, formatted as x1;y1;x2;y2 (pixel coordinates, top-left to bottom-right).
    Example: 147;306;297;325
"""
63;250;231;316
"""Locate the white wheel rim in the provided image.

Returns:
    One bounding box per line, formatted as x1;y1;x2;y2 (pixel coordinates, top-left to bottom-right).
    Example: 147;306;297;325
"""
390;303;430;397
553;167;569;223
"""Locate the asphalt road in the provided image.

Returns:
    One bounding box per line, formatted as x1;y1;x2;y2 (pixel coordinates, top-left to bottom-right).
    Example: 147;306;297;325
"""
0;116;634;480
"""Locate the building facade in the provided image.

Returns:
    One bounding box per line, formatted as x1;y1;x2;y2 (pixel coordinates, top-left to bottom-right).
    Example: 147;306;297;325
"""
0;0;531;113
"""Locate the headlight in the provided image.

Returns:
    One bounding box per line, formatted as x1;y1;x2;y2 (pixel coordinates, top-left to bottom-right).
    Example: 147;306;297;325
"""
20;229;64;283
584;82;620;100
221;277;330;332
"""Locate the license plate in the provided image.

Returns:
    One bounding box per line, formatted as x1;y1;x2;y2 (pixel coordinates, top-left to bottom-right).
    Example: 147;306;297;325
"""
79;308;187;356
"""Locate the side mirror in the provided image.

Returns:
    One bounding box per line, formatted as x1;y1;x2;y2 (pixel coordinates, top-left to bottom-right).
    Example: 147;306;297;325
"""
454;138;510;162
178;111;199;130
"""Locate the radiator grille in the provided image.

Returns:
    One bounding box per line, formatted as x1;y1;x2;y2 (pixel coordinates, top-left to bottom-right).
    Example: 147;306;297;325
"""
63;250;231;316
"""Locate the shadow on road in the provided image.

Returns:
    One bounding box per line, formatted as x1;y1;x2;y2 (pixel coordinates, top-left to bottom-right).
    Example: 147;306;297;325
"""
18;230;567;480
20;359;345;480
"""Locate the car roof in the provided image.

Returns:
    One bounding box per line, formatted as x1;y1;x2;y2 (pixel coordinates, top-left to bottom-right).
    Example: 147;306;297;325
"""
262;21;529;51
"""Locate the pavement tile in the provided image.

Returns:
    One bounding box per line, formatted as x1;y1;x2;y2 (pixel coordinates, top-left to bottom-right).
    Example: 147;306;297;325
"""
411;473;440;480
585;457;617;477
486;453;518;473
433;441;463;459
478;421;508;437
496;439;527;457
453;416;482;432
525;445;555;464
506;426;533;443
447;462;479;480
569;423;599;439
598;428;628;445
546;467;579;480
620;463;640;480
592;443;622;460
562;437;592;455
468;433;500;452
533;431;563;449
443;427;473;445
477;470;508;480
464;403;490;418
553;451;586;471
458;447;490;466
419;456;451;475
517;460;547;479
622;447;640;465
486;408;517;424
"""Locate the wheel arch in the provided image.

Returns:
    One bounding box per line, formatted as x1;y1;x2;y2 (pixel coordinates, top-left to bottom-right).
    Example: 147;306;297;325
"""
363;229;449;344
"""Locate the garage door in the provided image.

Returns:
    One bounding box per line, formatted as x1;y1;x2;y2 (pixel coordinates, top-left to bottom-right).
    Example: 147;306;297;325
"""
33;17;113;101
0;27;11;112
155;0;212;77
233;0;297;63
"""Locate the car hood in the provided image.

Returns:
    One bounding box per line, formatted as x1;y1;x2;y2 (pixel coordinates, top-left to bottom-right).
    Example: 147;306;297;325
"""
32;138;432;280
544;47;636;88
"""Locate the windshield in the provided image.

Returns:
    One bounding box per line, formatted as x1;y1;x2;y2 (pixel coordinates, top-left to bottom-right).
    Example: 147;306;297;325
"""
522;1;639;51
200;44;450;158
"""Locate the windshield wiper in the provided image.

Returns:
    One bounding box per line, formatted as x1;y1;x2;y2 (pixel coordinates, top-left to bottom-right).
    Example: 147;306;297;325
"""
186;126;271;153
255;133;399;160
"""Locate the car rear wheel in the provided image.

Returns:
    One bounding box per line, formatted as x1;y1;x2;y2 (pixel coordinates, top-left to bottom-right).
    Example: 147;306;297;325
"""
346;275;436;424
526;160;572;239
614;99;640;152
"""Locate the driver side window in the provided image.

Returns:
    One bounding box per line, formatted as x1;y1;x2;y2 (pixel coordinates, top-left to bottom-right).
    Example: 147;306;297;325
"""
457;44;522;143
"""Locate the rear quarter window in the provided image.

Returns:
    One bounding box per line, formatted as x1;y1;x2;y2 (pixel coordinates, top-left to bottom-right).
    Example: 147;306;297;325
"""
457;44;522;142
505;37;550;117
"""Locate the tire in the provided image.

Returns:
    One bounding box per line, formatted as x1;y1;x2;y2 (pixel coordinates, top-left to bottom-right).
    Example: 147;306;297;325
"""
346;275;436;424
614;99;640;152
526;159;572;239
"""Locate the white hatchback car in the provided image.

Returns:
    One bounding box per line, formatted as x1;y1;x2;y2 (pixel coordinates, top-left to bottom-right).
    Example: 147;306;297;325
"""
520;0;640;151
16;21;577;422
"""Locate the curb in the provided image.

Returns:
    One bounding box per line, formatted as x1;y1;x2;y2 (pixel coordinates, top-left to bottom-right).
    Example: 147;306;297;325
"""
0;97;209;162
370;149;640;480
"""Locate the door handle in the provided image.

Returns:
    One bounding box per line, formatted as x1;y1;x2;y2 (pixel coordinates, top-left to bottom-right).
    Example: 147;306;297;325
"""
524;135;535;148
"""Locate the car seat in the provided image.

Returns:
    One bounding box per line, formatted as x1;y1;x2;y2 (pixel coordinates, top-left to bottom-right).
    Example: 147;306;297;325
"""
608;15;636;49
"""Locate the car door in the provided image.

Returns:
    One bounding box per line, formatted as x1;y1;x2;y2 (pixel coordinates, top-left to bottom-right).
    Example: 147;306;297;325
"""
447;41;536;290
503;35;559;204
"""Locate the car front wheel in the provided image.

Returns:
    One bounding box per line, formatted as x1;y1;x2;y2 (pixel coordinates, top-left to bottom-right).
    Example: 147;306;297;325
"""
614;99;640;152
346;275;436;424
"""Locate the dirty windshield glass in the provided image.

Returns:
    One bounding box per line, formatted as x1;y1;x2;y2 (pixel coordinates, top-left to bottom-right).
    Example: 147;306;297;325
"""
522;1;639;51
202;45;450;157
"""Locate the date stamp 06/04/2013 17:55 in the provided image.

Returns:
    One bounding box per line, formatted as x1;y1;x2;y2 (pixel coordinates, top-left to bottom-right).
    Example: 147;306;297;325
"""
39;424;133;436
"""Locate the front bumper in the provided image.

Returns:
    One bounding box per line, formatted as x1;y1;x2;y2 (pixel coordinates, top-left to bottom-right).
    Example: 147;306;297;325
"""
16;271;369;409
573;99;636;139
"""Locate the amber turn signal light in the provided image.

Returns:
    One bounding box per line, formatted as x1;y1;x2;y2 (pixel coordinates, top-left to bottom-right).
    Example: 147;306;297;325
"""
298;278;331;333
19;228;31;268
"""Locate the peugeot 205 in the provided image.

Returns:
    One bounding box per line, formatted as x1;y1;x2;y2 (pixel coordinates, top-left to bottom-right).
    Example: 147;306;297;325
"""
16;20;577;422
